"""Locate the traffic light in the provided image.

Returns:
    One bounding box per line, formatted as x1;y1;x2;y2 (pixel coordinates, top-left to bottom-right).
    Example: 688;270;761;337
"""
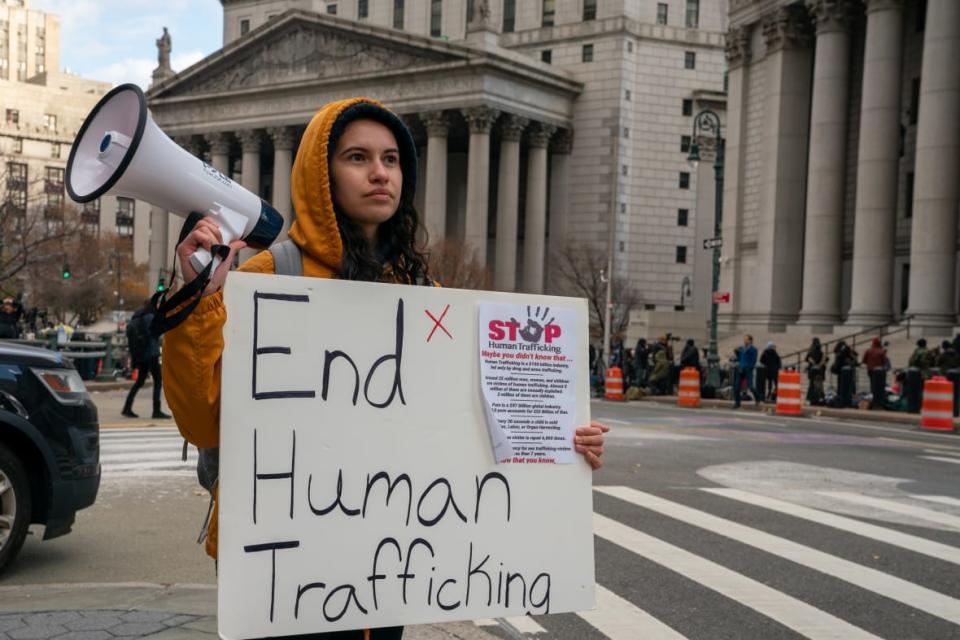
62;262;71;279
156;277;165;293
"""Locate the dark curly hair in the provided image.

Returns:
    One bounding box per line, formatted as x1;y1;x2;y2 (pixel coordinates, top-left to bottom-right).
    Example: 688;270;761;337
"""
334;195;431;285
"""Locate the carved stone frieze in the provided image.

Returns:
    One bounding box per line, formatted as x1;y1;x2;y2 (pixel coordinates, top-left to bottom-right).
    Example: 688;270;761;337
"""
528;123;557;149
725;25;752;68
463;106;500;135
808;0;856;35
268;126;296;151
178;23;453;95
498;114;529;142
762;5;814;53
206;131;232;155
420;111;450;137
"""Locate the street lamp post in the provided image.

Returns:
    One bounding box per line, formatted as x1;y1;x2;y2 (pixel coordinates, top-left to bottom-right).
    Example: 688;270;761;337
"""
687;109;724;389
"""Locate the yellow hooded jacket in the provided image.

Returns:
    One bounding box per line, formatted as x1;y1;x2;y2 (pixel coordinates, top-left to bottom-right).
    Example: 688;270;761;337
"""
162;97;407;560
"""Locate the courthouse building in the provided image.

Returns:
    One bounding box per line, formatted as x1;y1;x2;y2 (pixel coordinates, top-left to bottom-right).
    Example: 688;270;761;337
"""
146;0;727;309
722;0;960;333
0;0;151;274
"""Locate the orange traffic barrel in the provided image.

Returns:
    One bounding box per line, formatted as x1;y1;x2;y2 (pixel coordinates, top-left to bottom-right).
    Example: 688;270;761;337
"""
921;376;955;431
605;366;625;401
776;370;802;415
678;367;701;408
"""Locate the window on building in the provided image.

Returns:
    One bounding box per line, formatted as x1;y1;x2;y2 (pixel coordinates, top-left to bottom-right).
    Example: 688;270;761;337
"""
618;241;625;252
910;77;920;125
685;0;700;29
583;0;597;21
327;3;338;15
679;172;690;189
541;49;552;64
239;18;250;35
358;0;368;19
467;0;475;23
43;113;56;131
622;164;628;176
626;40;633;53
12;137;22;154
6;162;26;202
682;98;693;116
681;135;691;152
393;0;405;29
117;197;135;237
5;109;18;125
430;0;442;36
582;44;594;62
503;0;516;32
623;126;630;138
542;0;555;27
34;26;44;75
82;199;100;235
625;89;631;101
685;51;696;69
678;209;689;226
657;3;668;25
51;142;60;159
905;172;915;218
620;202;626;214
45;166;63;192
676;246;687;263
45;191;63;220
917;0;927;31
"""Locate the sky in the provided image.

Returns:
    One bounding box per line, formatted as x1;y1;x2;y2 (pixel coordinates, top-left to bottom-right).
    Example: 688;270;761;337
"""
30;0;224;89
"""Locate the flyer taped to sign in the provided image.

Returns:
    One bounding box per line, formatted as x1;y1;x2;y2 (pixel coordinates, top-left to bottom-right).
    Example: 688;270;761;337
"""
478;303;577;464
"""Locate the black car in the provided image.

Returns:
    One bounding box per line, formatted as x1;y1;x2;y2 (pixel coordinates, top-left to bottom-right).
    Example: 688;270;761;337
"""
0;342;99;573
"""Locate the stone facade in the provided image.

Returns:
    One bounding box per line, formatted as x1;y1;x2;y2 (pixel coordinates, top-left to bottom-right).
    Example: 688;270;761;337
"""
725;0;960;333
148;0;727;309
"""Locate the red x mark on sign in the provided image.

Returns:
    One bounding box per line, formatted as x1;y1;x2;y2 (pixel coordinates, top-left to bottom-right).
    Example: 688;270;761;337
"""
425;305;452;342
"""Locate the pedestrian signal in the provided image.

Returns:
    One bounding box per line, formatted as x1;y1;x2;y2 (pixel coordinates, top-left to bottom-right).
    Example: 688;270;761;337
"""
62;262;71;279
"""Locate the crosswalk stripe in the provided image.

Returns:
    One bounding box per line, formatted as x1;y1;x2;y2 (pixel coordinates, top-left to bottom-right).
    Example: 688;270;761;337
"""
503;616;547;634
101;451;194;463
99;427;181;437
922;455;960;466
592;513;879;639
703;488;960;566
597;486;960;625
820;491;960;531
915;495;960;508
102;461;195;472
577;585;685;640
924;449;960;458
100;441;187;451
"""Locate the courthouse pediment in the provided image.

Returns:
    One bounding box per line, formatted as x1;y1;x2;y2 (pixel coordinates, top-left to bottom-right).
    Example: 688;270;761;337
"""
149;10;468;98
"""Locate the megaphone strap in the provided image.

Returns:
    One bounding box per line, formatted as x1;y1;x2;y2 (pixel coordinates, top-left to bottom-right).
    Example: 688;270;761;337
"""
148;212;229;336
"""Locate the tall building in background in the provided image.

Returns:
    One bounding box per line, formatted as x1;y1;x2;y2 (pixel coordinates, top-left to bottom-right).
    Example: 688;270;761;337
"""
147;0;727;322
0;0;151;281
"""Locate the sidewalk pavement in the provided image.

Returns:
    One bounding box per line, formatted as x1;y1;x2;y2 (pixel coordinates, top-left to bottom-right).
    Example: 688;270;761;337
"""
0;584;498;639
631;393;960;430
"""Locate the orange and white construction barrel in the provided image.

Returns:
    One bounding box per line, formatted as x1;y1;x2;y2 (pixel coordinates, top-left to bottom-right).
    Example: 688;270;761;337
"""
604;367;625;401
921;376;955;432
678;367;701;408
776;370;802;416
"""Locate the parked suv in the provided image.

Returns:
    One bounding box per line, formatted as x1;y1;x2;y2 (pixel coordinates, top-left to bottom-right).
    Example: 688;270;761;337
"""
0;342;100;573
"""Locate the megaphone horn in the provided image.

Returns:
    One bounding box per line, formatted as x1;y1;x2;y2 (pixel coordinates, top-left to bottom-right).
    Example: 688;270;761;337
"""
66;83;283;276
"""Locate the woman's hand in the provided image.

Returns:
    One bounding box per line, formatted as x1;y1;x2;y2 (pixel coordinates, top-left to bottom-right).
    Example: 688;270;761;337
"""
575;421;610;470
176;217;247;296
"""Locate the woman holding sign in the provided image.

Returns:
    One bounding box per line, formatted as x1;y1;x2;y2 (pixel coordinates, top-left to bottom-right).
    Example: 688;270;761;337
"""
162;98;608;639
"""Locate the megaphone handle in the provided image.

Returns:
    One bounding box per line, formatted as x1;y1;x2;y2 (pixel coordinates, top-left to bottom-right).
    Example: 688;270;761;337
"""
188;247;220;275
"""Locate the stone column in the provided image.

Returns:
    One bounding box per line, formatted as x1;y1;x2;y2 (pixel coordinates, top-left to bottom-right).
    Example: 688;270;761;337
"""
421;111;450;244
268;126;296;239
493;114;528;291
523;123;556;294
546;129;573;293
237;130;264;262
846;0;905;327
719;25;752;328
206;132;232;175
462;106;500;266
753;5;814;330
906;0;960;329
148;205;168;291
797;0;855;330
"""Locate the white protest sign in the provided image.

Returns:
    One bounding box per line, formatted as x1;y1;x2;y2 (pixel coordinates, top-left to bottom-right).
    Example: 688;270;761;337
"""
218;272;594;639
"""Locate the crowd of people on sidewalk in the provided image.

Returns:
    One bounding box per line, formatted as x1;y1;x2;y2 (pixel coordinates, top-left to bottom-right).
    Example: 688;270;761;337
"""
591;331;960;411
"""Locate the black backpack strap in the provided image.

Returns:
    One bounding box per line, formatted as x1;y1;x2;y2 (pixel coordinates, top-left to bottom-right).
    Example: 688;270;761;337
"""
269;239;302;277
148;212;230;337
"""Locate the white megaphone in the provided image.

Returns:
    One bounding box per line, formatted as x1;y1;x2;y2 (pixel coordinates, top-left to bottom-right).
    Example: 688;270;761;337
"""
66;83;283;275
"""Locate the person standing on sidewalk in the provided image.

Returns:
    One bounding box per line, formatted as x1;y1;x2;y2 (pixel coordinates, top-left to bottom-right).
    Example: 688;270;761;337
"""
122;300;170;419
734;334;760;408
759;341;781;402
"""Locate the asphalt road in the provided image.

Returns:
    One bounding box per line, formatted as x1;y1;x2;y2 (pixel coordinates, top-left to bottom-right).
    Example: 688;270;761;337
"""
5;390;960;639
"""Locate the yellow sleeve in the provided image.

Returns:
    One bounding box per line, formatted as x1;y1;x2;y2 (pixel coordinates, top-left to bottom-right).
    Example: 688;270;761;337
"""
162;251;275;448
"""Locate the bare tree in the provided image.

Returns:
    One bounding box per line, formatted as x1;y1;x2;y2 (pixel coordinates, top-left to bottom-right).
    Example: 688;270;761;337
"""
425;238;491;290
552;242;642;339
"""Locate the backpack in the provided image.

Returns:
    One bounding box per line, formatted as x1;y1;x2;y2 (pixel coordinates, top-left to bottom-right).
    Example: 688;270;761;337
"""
125;312;150;362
